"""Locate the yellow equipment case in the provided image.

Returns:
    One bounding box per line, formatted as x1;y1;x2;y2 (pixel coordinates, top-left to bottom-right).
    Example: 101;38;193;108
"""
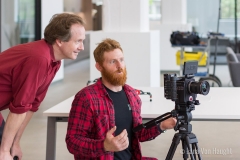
176;51;208;66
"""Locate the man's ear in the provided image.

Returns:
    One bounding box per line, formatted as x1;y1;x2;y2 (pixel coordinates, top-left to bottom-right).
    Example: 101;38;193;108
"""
55;39;63;47
95;62;102;72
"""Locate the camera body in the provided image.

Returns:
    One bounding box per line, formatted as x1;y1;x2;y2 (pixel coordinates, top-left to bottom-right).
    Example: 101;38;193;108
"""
164;74;196;104
164;61;210;105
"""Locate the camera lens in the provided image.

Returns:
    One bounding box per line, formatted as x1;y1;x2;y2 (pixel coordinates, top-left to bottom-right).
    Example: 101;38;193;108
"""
188;80;210;95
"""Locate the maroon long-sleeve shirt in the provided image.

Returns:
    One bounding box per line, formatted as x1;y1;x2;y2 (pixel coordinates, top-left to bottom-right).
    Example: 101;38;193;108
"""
66;79;160;160
0;39;61;124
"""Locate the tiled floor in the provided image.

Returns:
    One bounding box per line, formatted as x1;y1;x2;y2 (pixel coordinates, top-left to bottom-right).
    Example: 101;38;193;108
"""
2;58;240;160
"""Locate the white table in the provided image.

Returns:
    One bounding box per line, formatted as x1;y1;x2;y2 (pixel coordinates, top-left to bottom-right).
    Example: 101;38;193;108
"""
43;87;240;160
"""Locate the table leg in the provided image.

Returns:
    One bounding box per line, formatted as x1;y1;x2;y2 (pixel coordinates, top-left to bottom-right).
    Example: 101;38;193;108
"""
46;117;56;160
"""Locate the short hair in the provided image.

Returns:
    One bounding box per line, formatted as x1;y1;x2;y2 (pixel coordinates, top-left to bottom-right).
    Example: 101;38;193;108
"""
44;13;85;44
93;38;123;64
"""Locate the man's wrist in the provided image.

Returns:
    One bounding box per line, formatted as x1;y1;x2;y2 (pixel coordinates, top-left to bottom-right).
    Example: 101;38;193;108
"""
0;149;11;154
0;142;11;152
103;140;110;152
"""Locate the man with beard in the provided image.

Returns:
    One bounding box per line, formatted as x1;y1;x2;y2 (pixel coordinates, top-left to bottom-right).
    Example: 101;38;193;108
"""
65;38;176;160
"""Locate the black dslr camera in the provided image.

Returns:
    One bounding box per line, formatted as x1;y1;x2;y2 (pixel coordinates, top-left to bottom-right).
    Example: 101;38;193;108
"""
164;61;210;105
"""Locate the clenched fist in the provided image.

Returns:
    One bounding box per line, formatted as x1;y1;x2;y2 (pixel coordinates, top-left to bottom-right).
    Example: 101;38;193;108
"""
160;117;177;131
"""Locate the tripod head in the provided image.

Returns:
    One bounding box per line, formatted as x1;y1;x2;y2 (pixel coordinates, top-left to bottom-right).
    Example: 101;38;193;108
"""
173;99;199;133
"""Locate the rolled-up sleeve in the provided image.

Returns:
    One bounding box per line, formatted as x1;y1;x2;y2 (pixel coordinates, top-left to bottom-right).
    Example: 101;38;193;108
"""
10;56;48;114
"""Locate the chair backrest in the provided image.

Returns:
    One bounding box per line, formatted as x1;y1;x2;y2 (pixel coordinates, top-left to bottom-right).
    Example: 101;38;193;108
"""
226;47;240;87
226;47;239;62
209;38;230;55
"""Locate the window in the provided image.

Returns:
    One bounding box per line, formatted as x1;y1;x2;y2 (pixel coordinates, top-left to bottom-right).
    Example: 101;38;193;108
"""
187;0;240;37
1;0;40;51
18;0;35;43
221;0;240;19
149;0;161;20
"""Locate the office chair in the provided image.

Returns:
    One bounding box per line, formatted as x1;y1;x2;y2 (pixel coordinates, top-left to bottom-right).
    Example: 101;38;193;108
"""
226;47;240;87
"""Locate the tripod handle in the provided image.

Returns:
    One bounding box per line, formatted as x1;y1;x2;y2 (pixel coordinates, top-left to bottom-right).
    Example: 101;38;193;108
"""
132;124;145;133
133;112;172;133
145;114;173;129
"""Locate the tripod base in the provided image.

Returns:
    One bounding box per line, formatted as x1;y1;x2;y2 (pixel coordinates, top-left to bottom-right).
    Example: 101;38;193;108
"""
166;132;202;160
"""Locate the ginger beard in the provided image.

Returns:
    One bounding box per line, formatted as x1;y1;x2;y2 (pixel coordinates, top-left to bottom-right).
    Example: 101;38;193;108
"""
101;66;127;86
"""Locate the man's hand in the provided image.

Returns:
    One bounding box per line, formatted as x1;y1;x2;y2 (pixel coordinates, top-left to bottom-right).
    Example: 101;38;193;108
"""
103;126;129;152
160;117;177;131
11;143;22;160
0;151;13;160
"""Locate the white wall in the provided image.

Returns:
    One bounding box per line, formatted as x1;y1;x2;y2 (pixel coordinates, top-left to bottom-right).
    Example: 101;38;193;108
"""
42;0;64;82
102;0;149;32
161;0;187;24
63;0;81;12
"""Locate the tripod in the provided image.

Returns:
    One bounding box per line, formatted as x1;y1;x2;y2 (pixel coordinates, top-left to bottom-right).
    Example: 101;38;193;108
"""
166;103;202;160
133;100;202;160
166;100;202;160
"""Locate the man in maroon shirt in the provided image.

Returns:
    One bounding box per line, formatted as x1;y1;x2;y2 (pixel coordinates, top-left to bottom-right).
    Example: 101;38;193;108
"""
66;38;176;160
0;13;85;160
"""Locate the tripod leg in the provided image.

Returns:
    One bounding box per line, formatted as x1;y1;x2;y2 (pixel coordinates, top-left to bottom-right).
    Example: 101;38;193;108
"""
185;135;195;160
192;143;196;160
188;133;202;160
193;142;202;160
181;139;189;160
165;134;181;160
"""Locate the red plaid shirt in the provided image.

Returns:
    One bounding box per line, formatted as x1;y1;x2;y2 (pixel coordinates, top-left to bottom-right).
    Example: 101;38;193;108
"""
66;79;161;160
